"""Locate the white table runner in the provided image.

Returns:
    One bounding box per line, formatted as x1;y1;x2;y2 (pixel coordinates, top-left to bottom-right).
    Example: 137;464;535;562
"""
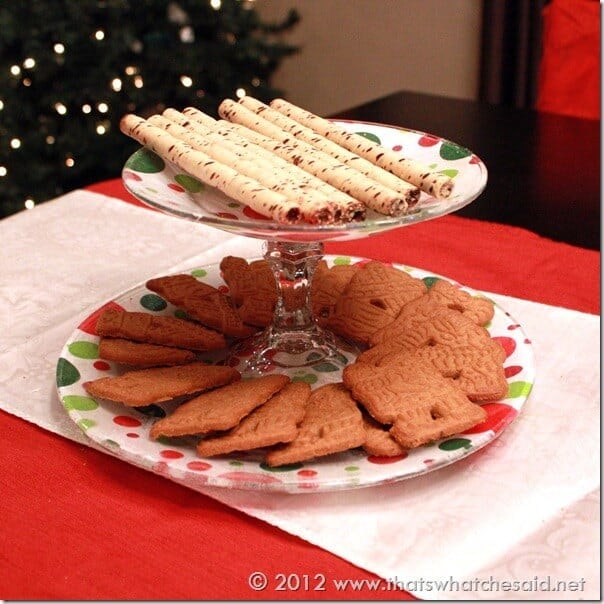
0;191;599;600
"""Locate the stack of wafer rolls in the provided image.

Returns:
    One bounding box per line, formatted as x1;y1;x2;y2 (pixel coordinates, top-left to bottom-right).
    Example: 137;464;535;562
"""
120;95;455;225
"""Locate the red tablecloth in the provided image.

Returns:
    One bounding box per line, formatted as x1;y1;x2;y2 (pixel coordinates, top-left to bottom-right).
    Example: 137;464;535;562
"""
1;179;599;600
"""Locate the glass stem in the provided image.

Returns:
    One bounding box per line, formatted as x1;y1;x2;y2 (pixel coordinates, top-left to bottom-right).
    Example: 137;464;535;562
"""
264;240;323;334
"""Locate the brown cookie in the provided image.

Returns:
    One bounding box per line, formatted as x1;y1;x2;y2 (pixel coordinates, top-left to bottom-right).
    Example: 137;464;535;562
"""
146;274;256;338
426;278;495;326
96;308;226;351
361;413;407;457
98;337;196;367
362;296;508;402
326;261;427;344
343;353;487;448
83;361;240;407
265;383;365;467
149;374;291;439
310;260;358;327
196;381;311;457
219;256;277;327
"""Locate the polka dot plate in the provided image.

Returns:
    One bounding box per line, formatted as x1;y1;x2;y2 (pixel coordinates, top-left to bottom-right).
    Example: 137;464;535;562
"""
122;120;488;242
56;256;535;493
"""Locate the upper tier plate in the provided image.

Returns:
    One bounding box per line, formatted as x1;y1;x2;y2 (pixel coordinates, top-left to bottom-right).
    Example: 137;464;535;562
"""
122;120;487;242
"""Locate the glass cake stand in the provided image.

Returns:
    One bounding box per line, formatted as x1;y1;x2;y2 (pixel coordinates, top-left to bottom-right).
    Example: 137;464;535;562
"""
122;120;488;374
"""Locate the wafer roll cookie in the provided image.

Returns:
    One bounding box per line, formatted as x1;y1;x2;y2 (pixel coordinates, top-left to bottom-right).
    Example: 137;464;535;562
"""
217;118;409;216
235;97;421;205
177;108;366;222
148;114;336;225
120;114;301;224
271;97;454;199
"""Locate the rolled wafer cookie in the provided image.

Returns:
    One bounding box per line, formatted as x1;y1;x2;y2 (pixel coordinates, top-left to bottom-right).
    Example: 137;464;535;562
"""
83;362;240;407
236;96;422;205
270;97;454;199
120;114;301;224
173;108;366;223
148;114;337;225
216;117;410;217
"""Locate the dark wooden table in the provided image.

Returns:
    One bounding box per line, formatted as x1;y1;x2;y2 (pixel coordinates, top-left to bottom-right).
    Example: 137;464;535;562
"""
335;90;600;250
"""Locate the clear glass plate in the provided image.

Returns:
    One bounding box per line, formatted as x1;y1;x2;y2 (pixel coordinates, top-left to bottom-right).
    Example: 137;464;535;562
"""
122;120;488;242
56;256;535;494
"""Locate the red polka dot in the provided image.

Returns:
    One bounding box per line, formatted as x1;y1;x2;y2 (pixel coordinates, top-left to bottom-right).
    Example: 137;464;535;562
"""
113;416;142;427
367;453;408;464
93;360;111;371
160;449;184;459
187;461;212;471
504;365;523;378
218;285;229;294
392;144;403;152
215;212;238;220
507;324;521;330
418;134;440;147
123;170;142;181
243;206;270;220
423;459;434;464
126;432;140;438
492;336;516;358
297;469;318;477
167;183;185;192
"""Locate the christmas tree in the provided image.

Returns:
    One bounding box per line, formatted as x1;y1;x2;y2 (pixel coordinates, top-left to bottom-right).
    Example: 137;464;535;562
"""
0;0;299;218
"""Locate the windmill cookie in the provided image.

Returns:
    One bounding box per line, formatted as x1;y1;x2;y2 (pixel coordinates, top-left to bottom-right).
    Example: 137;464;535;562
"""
196;381;310;457
150;374;290;439
326;261;426;344
426;278;495;326
310;260;358;327
343;353;487;448
219;256;277;327
83;362;240;407
96;308;226;351
361;413;407;457
265;383;365;467
146;274;256;338
99;337;196;367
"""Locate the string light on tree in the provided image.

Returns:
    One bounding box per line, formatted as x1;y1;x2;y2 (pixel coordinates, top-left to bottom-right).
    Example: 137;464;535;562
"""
0;0;299;218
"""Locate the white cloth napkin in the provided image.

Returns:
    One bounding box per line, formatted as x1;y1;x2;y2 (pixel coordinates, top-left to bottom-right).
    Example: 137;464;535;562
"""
0;191;599;600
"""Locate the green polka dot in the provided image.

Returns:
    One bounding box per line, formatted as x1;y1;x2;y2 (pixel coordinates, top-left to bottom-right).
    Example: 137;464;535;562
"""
312;362;340;373
439;168;459;178
191;269;207;278
438;437;472;451
260;461;302;472
344;465;360;472
506;381;533;399
292;373;318;385
56;357;80;387
229;460;244;467
125;148;165;173
103;439;120;449
422;276;441;288
77;418;96;431
439;142;471;161
227;202;240;208
174;173;204;192
62;395;99;411
173;308;191;320
332;256;351;266
355;131;381;144
67;341;99;359
140;293;167;311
